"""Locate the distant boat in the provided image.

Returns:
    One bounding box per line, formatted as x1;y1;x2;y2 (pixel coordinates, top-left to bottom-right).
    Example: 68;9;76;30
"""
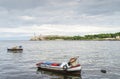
36;56;81;76
7;46;23;52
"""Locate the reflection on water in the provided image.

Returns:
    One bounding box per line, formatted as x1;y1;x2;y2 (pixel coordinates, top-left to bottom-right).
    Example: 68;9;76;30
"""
36;68;82;79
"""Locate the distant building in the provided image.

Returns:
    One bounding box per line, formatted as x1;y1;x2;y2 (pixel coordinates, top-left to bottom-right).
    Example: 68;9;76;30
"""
30;34;45;41
103;38;115;40
30;36;39;41
116;36;120;39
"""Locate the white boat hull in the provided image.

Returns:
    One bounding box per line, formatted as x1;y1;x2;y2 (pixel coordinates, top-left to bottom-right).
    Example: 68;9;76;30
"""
36;62;82;76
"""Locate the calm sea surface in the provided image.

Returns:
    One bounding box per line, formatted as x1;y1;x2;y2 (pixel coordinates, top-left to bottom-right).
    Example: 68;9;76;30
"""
0;41;120;79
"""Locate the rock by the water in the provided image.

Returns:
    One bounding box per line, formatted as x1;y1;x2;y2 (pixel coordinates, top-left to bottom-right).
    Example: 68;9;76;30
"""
101;69;107;73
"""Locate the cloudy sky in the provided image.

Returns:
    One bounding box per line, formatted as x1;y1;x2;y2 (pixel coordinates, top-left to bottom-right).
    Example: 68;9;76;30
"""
0;0;120;40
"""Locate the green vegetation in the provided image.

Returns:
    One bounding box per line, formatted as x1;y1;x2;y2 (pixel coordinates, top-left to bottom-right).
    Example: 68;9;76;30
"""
30;32;120;41
83;32;120;40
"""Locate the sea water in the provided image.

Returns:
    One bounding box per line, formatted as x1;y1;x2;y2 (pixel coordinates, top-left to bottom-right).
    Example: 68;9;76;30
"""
0;40;120;79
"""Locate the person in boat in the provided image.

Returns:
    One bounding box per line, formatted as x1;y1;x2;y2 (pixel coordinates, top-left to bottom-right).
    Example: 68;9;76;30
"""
12;46;22;49
12;46;18;49
19;46;22;49
68;56;79;66
60;56;79;70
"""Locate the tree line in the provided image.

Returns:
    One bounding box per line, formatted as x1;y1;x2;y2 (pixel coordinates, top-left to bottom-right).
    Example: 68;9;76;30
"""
43;32;120;40
30;32;120;40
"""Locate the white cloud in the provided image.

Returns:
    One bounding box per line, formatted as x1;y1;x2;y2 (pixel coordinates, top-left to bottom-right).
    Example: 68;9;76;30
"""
0;24;120;37
19;15;35;20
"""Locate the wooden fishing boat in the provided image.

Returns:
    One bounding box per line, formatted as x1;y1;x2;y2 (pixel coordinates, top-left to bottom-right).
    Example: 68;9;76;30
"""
36;57;81;76
7;46;23;52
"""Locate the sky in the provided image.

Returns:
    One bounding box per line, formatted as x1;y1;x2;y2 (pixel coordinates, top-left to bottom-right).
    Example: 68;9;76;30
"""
0;0;120;40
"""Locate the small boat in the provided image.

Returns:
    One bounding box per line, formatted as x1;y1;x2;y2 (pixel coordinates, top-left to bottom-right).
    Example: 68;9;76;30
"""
36;56;82;76
7;46;23;52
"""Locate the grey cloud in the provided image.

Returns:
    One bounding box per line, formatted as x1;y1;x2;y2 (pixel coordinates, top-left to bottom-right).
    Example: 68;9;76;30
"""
0;0;120;28
0;0;48;10
0;0;75;10
76;0;120;15
0;0;120;14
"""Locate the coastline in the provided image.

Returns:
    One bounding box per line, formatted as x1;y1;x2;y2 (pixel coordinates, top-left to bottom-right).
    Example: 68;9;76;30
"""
30;32;120;41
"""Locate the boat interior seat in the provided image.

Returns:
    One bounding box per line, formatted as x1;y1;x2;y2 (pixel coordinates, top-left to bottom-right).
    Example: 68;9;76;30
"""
51;63;61;66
